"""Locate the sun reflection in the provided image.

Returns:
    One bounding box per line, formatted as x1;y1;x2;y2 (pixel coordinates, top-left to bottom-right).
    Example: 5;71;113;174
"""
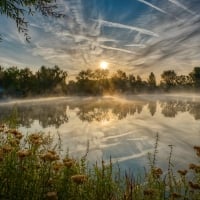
100;110;117;126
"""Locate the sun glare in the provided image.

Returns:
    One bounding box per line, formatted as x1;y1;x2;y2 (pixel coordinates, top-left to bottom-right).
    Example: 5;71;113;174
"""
100;61;109;70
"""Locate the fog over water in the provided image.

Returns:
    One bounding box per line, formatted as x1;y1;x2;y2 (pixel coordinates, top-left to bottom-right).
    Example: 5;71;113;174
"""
0;94;200;172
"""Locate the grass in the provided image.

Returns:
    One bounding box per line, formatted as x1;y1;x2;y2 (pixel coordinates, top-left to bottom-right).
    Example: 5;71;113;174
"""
0;125;199;200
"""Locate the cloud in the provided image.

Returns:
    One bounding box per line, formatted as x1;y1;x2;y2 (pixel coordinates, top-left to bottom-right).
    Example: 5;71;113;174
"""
125;44;146;48
137;0;167;14
92;19;159;37
168;0;196;15
99;45;137;54
1;0;200;77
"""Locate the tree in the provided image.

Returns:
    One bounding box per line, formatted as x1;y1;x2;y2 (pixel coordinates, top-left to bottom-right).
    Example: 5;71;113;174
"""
111;70;128;92
161;70;177;90
0;0;64;41
148;72;156;90
190;67;200;88
36;65;67;94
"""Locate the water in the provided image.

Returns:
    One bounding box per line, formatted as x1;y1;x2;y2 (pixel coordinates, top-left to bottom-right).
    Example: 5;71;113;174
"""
0;95;200;172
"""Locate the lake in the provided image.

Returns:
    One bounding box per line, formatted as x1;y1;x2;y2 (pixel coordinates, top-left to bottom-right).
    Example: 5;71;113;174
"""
0;94;200;173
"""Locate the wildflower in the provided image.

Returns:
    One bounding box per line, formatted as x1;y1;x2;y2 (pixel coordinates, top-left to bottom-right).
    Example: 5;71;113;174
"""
53;162;63;171
152;167;163;178
17;150;31;159
8;129;19;135
2;144;12;153
46;191;58;200
48;150;56;155
15;132;23;140
177;170;187;176
64;161;74;168
9;139;20;146
71;174;87;184
189;163;200;173
29;133;42;145
40;152;59;162
63;158;75;168
188;181;200;190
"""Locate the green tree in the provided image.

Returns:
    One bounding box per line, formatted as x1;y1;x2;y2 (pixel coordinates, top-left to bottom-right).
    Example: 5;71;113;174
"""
111;70;128;92
161;70;177;90
18;67;34;96
2;66;20;95
76;69;94;94
128;74;136;93
190;67;200;88
148;72;156;90
0;0;64;41
36;65;67;94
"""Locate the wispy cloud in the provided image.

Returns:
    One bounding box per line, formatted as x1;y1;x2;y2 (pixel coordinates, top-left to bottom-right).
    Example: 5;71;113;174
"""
92;19;159;37
137;0;167;14
168;0;196;15
1;0;200;77
125;44;146;48
99;45;137;54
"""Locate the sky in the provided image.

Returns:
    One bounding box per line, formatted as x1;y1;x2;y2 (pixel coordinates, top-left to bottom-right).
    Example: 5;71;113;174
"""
0;0;200;79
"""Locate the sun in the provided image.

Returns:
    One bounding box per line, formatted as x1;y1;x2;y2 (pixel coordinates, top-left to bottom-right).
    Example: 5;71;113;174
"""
100;61;109;70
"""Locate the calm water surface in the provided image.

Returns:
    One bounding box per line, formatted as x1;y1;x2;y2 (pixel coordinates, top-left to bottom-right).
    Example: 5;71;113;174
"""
0;95;200;172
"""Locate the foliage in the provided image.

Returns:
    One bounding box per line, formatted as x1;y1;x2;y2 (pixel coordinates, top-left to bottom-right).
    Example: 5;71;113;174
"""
1;66;200;97
0;65;67;97
161;70;177;90
0;124;199;199
0;0;64;41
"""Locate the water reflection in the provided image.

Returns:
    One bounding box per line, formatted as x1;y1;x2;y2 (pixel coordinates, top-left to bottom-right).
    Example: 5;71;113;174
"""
0;102;68;128
1;98;200;127
0;96;199;172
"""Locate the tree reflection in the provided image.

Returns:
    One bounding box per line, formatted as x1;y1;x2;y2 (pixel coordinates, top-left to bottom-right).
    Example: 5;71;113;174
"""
0;103;68;128
148;102;157;116
1;98;200;128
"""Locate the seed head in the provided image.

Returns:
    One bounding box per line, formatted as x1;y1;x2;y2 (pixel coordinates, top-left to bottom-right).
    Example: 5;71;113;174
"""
40;152;59;162
17;150;31;159
53;162;63;171
177;170;187;176
46;191;58;200
2;145;12;153
152;167;163;178
188;181;200;190
71;175;87;184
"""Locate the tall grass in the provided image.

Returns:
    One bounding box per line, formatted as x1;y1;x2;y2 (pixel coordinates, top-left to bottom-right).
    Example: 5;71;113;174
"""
0;125;199;200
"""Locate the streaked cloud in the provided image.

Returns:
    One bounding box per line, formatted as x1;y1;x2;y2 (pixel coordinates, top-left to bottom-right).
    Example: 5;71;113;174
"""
137;0;167;14
168;0;196;15
0;0;200;77
93;19;159;37
99;45;137;54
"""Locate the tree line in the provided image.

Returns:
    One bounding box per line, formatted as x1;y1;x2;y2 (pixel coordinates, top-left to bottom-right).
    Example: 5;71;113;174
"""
0;65;67;97
67;67;200;95
0;65;200;97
